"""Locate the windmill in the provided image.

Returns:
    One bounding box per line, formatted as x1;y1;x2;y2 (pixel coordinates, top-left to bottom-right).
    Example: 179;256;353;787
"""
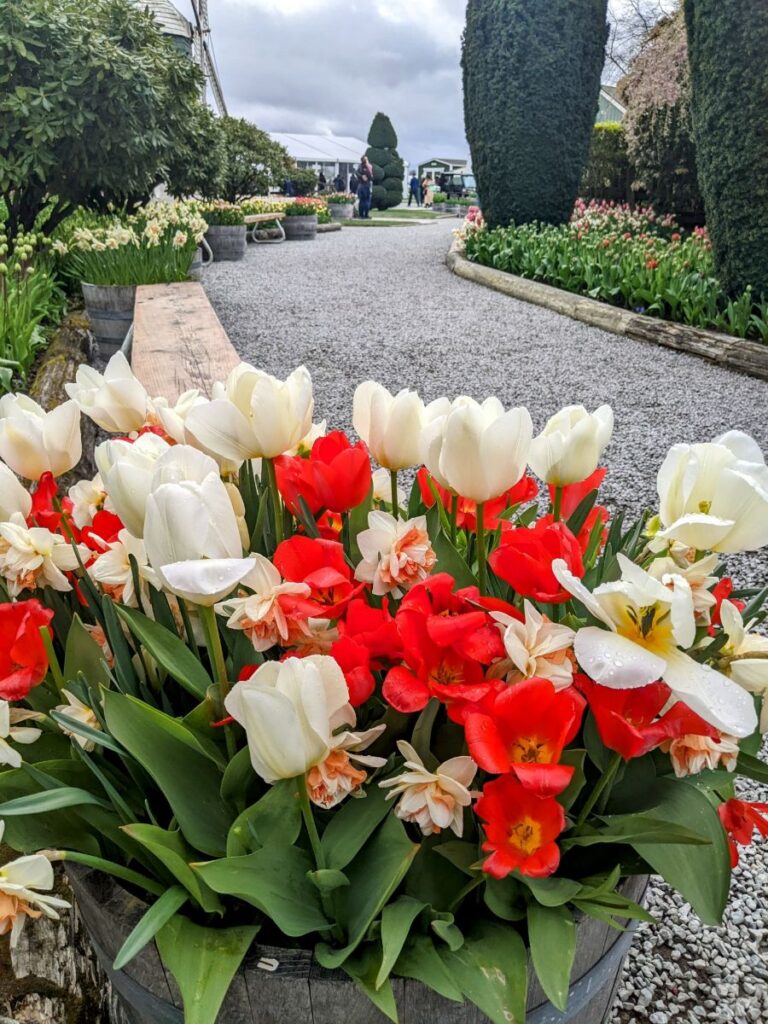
189;0;228;116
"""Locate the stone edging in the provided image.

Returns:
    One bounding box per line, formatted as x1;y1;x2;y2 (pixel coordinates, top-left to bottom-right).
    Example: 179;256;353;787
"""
446;241;768;381
317;222;342;233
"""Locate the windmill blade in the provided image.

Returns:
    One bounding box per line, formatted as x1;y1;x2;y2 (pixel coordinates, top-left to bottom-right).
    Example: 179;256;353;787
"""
188;0;227;115
203;41;228;116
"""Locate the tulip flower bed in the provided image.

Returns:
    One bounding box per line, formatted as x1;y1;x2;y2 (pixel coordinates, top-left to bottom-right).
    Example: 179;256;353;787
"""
0;354;767;1024
463;200;768;342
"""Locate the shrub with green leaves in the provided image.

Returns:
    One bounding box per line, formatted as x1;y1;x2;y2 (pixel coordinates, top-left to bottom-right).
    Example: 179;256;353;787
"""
580;124;631;204
218;118;292;203
365;113;405;211
462;0;609;228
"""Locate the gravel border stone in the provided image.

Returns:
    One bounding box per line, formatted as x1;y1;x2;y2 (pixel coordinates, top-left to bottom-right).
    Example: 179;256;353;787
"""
203;218;768;1024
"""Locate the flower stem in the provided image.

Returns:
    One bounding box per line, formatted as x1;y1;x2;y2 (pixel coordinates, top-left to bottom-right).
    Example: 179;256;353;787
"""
553;486;563;522
448;873;485;914
575;752;622;833
450;494;459;544
198;604;237;763
39;626;65;691
264;457;284;545
297;775;337;934
476;502;487;595
390;469;399;520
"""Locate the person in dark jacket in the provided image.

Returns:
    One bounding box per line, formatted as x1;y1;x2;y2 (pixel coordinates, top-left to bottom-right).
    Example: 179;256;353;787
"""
283;178;295;197
356;156;374;219
333;172;345;192
407;173;421;207
318;171;327;192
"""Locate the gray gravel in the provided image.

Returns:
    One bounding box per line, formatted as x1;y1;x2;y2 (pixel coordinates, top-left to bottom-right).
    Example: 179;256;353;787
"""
204;218;768;1022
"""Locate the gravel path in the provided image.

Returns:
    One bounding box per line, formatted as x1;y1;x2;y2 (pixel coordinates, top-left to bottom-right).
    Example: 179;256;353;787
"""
204;219;768;1024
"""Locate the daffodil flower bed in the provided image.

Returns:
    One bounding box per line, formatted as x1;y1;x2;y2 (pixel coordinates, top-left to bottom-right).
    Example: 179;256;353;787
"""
0;353;767;1023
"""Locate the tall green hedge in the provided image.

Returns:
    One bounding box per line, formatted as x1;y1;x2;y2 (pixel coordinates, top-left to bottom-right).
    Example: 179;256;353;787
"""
686;1;768;296
365;113;404;210
580;124;631;203
462;0;609;228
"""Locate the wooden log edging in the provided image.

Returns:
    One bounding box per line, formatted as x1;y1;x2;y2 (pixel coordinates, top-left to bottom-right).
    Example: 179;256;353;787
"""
446;243;768;381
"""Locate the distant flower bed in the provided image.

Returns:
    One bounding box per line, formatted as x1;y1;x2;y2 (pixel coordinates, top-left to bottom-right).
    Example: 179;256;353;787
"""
283;198;327;217
463;199;768;343
196;200;244;227
56;201;207;287
324;193;356;205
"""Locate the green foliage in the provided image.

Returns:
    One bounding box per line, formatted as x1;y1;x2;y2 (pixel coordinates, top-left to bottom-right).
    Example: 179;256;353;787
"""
462;0;609;228
618;10;703;222
465;204;768;342
165;105;226;201
365;113;404;210
0;0;206;237
218;117;291;202
527;902;575;1011
290;167;319;197
580;124;631;204
686;0;768;295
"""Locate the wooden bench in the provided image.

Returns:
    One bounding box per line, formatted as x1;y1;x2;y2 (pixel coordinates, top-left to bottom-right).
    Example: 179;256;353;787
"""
130;282;240;402
244;211;286;244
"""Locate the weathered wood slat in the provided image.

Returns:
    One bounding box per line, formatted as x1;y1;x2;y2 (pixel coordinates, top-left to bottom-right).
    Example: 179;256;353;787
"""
131;282;240;402
244;213;285;223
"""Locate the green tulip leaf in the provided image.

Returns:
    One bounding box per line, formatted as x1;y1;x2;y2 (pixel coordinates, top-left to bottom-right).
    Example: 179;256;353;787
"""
113;885;188;971
527;902;576;1012
115;604;212;699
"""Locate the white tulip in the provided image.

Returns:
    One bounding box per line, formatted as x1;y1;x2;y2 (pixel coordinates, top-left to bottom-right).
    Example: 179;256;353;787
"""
0;822;71;946
421;396;533;503
553;554;758;738
185;363;314;461
655;431;768;554
65;352;148;433
143;465;253;606
95;432;170;538
67;474;107;530
0;463;31;522
528;404;613;486
353;381;448;471
0;395;81;481
224;655;354;784
151;388;207;445
719;600;768;732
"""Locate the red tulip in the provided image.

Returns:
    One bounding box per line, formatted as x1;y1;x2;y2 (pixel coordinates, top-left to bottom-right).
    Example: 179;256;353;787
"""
489;519;584;603
0;599;54;700
476;774;565;879
310;432;372;513
273;536;363;616
330;634;376;706
417;468;537;533
465;679;585;797
274;455;321;516
718;799;768;867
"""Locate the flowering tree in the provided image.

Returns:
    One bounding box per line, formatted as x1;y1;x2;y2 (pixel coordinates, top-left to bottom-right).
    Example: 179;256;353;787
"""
462;0;609;228
686;0;768;296
617;8;704;222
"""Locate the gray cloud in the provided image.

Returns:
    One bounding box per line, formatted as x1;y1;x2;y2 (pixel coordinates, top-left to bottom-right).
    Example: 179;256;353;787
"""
204;0;470;166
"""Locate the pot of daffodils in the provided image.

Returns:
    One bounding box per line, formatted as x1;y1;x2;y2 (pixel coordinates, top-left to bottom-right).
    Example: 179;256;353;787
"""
0;356;766;1024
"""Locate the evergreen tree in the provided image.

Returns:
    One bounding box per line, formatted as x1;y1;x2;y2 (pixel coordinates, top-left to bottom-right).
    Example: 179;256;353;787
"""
462;0;609;228
365;113;404;211
686;0;768;296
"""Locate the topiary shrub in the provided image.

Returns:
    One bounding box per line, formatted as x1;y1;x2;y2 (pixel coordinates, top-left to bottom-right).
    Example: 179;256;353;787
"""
686;0;768;296
365;113;404;210
462;0;609;228
618;10;703;224
580;123;631;203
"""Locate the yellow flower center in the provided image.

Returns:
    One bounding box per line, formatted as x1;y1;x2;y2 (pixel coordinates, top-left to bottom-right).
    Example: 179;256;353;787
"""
508;736;552;764
508;817;542;854
619;603;673;654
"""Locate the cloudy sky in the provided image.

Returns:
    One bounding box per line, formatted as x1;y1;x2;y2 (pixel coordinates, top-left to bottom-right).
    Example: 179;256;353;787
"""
185;0;471;167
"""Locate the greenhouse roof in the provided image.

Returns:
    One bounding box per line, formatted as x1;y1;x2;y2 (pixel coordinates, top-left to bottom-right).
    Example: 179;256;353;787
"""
270;133;370;163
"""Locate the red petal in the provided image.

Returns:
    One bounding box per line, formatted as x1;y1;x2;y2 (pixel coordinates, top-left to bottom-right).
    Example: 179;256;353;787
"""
382;666;430;713
511;762;575;798
465;713;511;774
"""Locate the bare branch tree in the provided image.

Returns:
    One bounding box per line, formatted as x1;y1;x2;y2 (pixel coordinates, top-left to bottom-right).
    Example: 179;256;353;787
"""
605;0;680;80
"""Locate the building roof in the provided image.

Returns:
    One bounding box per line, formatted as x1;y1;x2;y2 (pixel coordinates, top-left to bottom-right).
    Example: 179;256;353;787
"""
131;0;192;39
420;157;468;167
600;84;627;113
270;133;369;163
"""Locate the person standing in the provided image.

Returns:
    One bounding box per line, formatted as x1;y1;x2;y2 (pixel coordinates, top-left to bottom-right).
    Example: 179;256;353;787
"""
356;156;374;219
333;172;345;192
408;172;421;207
318;170;327;192
422;178;434;209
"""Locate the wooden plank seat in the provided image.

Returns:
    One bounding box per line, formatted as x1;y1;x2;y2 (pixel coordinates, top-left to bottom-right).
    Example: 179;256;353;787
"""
244;211;286;244
130;282;240;402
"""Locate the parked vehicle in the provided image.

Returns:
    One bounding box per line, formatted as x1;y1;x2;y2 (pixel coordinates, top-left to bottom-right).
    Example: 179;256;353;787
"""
443;173;477;198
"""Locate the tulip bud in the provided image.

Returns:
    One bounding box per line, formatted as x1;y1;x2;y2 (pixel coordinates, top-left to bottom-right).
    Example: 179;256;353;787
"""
528;405;613;486
353;381;448;471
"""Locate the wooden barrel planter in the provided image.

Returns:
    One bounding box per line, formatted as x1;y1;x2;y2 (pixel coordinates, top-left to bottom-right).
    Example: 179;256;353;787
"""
188;244;212;280
81;283;135;357
204;225;247;262
283;214;318;241
68;867;647;1024
328;203;354;221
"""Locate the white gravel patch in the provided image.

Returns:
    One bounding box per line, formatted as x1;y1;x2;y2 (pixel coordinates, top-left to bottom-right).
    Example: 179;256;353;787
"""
204;219;768;1022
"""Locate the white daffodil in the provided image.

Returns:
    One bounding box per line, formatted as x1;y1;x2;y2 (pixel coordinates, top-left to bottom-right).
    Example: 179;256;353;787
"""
528;404;613;486
0;462;31;522
371;467;405;508
307;725;387;809
0;700;42;769
379;741;477;837
655;431;768;554
65;352;149;433
719;599;768;732
53;690;101;751
215;554;312;651
185;364;314;461
647;551;720;623
552;554;758;737
68;473;107;530
0;394;81;481
0;515;88;597
0;822;71;947
355;511;436;597
490;601;575;689
421;395;533;503
88;529;156;607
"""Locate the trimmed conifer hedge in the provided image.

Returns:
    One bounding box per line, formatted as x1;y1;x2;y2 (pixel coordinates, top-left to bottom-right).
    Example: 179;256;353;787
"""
686;0;768;297
462;0;609;228
365;113;404;211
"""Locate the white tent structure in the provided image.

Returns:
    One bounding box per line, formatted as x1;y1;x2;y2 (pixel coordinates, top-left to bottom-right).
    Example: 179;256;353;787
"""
270;133;369;186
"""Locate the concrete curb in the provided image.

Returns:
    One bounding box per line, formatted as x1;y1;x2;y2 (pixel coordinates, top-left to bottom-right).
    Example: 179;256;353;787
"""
317;222;342;233
446;242;768;382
